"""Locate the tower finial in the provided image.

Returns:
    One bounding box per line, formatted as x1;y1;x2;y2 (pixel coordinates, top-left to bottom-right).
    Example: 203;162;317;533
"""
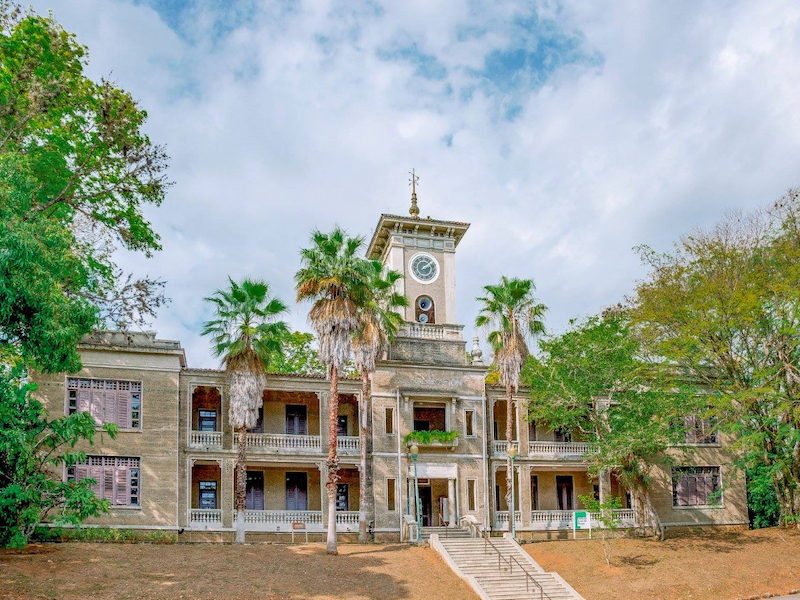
408;168;420;218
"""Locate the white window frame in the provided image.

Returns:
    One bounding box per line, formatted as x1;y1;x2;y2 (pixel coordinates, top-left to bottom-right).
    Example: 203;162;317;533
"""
464;409;476;438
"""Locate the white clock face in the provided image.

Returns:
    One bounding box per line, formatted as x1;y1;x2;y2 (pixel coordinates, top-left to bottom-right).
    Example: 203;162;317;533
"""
409;253;439;283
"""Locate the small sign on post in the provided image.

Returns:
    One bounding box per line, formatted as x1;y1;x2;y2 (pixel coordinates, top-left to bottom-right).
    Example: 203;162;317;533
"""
573;510;592;540
291;521;308;543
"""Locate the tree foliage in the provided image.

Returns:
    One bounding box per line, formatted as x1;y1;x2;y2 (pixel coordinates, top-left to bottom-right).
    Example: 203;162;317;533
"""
525;309;693;539
632;190;800;527
0;364;117;547
0;4;169;372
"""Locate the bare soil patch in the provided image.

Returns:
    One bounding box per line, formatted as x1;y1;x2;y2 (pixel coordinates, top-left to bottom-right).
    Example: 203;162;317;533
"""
524;527;800;600
0;542;477;600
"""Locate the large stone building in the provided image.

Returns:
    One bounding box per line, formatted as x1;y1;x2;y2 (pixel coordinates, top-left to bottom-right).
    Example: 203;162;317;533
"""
34;197;748;542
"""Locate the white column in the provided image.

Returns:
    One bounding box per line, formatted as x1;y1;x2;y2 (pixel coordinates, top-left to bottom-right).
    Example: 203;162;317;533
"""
318;462;328;526
447;478;456;527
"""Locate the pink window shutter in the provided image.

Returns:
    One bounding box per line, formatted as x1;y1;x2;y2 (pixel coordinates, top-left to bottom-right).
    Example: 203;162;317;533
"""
78;390;91;413
103;390;117;426
117;392;131;428
115;466;129;505
90;466;103;497
76;465;89;481
103;466;115;502
90;391;104;425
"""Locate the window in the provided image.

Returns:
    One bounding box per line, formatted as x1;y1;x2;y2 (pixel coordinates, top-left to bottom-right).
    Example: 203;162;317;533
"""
198;410;218;432
385;407;395;435
199;481;218;509
66;378;141;429
248;407;264;433
467;479;476;511
337;415;348;437
465;410;475;437
684;415;718;444
336;484;349;511
67;456;140;507
672;467;722;507
286;405;308;435
554;428;572;443
531;475;539;510
528;421;537;441
386;478;397;511
413;404;446;432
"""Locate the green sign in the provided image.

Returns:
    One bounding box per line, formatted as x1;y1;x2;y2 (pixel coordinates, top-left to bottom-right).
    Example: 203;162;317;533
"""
574;511;591;530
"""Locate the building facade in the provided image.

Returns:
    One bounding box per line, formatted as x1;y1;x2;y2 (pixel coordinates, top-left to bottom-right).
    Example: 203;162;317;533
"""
33;201;749;542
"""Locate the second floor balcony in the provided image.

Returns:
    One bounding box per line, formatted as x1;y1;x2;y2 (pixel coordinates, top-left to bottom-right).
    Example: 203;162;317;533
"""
492;440;596;459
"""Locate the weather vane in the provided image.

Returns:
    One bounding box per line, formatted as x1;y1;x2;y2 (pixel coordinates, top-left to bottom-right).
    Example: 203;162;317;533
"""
409;168;420;218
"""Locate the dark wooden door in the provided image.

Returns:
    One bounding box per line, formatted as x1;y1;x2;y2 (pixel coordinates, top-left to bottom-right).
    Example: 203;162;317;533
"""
556;475;573;510
245;471;264;510
285;472;308;511
286;405;308;435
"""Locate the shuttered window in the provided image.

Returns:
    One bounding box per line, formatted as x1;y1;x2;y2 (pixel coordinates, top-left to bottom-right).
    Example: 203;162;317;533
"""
66;378;142;429
672;467;722;507
684;415;718;444
66;456;140;507
386;478;396;512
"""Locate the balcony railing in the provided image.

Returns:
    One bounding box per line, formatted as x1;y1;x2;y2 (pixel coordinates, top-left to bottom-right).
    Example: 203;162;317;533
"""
494;509;638;531
190;508;223;527
492;440;595;458
232;510;360;531
528;441;596;457
494;511;522;530
337;436;360;454
492;440;519;456
399;323;463;341
246;433;322;452
190;431;223;448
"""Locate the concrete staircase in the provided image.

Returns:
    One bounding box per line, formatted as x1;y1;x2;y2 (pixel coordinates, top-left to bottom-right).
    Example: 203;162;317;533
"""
421;526;472;541
431;534;585;600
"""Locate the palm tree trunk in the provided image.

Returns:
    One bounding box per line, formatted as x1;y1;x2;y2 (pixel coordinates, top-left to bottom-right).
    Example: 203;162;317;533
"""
358;369;373;542
326;364;340;555
505;383;514;512
235;426;247;544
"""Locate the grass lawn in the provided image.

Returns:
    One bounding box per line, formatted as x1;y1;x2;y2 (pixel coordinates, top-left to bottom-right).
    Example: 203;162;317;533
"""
0;542;478;600
525;526;800;600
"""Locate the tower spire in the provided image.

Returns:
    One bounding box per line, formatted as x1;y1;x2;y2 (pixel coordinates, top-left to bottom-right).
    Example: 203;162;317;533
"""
408;168;420;218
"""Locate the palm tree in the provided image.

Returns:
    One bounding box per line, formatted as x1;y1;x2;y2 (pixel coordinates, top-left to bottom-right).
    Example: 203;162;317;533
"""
295;227;372;555
202;277;288;544
476;276;546;518
352;260;407;542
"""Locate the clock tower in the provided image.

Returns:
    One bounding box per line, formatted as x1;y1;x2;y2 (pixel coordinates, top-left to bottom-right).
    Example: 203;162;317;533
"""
366;178;470;365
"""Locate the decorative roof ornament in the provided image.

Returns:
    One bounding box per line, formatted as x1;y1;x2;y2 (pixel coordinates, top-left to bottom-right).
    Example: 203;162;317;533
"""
408;168;420;218
471;335;484;366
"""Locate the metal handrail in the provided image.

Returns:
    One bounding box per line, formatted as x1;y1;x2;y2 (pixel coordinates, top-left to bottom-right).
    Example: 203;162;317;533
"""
482;531;550;600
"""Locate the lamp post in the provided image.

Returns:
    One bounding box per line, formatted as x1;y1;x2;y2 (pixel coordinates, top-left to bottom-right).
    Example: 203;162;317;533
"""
508;444;518;539
410;443;421;542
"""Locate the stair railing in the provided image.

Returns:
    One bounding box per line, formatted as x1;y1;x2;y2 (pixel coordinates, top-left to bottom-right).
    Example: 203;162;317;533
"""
482;531;550;600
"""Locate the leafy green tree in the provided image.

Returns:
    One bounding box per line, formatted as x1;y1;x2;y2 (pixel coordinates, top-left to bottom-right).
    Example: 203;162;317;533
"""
747;462;781;529
270;331;326;376
0;4;169;373
202;278;288;544
525;309;691;540
578;493;623;566
633;190;800;527
352;260;406;542
476;276;546;511
0;364;117;547
295;227;373;555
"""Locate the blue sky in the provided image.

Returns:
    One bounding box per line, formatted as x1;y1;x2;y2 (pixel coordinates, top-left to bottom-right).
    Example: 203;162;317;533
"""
32;0;800;367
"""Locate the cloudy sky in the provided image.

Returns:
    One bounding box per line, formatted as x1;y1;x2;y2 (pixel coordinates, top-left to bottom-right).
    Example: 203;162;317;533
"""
34;0;800;368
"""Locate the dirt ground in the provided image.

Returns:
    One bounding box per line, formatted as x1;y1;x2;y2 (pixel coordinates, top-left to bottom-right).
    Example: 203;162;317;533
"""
0;542;478;600
525;527;800;600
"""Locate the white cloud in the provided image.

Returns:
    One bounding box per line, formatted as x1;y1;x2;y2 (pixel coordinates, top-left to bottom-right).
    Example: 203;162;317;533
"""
32;0;800;367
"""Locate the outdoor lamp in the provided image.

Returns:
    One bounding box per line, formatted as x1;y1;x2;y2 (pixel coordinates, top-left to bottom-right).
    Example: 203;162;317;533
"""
410;443;419;458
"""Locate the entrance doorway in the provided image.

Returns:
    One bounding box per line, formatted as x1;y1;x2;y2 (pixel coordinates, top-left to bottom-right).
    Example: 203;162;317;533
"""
419;486;432;526
556;475;574;510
